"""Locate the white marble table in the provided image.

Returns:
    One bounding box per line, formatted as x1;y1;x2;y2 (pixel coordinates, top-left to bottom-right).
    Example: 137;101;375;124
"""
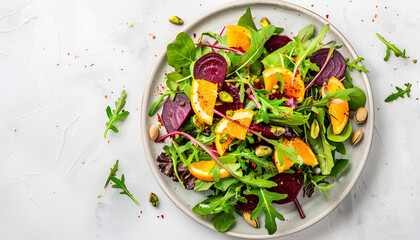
1;0;419;239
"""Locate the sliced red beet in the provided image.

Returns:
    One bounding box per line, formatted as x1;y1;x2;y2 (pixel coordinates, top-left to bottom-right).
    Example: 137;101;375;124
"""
264;35;292;54
193;52;227;91
214;83;243;114
249;122;280;140
162;93;192;133
309;48;346;85
235;194;259;211
268;170;303;204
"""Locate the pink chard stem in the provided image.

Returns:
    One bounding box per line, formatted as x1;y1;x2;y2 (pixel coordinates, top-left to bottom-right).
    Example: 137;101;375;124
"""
155;131;238;180
294;198;305;219
195;43;244;55
247;83;262;109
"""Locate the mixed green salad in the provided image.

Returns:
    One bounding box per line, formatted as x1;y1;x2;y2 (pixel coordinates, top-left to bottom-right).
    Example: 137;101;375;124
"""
148;8;367;235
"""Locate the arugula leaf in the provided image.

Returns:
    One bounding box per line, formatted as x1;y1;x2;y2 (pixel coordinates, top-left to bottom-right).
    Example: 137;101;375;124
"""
315;109;335;174
213;210;235;232
238;7;257;31
297;88;356;112
192;185;239;215
385;83;412;102
238;173;277;188
244;188;287;235
104;160;119;188
228;25;276;76
346;57;369;72
291;24;329;81
148;89;182;116
104;90;130;138
254;89;287;123
376;33;409;61
296;24;314;43
261;45;294;70
214;178;239;192
109;174;139;205
167;32;196;69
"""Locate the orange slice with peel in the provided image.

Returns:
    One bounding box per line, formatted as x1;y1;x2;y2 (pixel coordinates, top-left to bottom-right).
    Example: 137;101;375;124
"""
262;67;305;102
215;109;255;140
215;133;235;156
191;79;218;125
283;138;319;166
273;149;294;173
226;25;251;52
188;160;231;181
328;77;349;134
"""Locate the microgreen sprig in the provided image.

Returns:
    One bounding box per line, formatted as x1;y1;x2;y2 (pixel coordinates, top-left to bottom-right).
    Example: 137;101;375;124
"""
376;33;409;61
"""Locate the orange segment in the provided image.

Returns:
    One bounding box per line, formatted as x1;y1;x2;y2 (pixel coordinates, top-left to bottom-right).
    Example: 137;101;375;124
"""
188;160;231;181
191;79;218;125
215;109;255;140
226;25;251;52
328;77;349;134
215;133;234;156
262;67;305;102
283;138;319;166
273;149;294;173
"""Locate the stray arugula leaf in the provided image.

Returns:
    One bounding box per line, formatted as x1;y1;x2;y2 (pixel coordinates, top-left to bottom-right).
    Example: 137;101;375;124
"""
244;188;287;235
104;160;119;188
346;57;369;72
109;174;139;205
104;90;130;138
376;33;409;61
385;83;412;102
238;7;257;31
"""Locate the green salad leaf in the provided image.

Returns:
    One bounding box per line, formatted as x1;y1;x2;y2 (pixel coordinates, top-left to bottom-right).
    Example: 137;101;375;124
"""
385;83;412;102
167;32;196;69
109;174;139;205
376;33;409;61
346;57;369;72
104;160;119;188
104;90;130;138
238;7;257;31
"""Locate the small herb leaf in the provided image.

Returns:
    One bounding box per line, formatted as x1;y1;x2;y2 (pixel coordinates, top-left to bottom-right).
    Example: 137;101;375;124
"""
104;90;130;138
110;174;139;205
104;160;119;188
385;83;412;102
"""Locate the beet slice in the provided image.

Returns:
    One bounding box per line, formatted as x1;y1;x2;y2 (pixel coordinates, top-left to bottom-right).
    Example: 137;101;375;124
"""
235;194;259;211
193;52;227;91
309;48;346;86
214;83;243;114
268;170;303;204
264;35;292;54
161;93;192;133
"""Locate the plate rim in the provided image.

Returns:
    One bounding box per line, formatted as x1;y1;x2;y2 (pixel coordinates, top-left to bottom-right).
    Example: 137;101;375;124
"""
141;0;374;238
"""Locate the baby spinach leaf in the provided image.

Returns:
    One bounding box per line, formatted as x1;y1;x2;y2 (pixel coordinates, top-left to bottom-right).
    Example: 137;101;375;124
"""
313;109;335;175
244;188;287;235
213;210;235;232
238;7;257;31
328;159;349;180
194;179;214;191
327;121;352;142
348;86;366;111
167;32;196;69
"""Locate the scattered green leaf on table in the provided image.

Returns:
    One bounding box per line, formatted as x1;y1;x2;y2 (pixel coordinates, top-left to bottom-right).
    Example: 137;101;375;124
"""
346;57;369;72
109;174;139;205
104;160;119;188
104;90;130;138
376;33;409;61
385;83;412;102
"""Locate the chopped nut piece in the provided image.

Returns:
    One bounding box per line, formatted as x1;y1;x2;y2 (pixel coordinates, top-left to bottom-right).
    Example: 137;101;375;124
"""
169;16;184;25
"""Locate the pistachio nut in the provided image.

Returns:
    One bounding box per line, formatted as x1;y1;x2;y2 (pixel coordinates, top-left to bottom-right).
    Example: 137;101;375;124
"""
270;126;286;137
351;130;363;145
354;107;368;124
192;115;205;130
226;110;234;117
168;16;184;25
149;192;159;207
310;119;320;139
260;17;270;27
218;91;234;103
149;124;159;141
242;211;259;228
255;145;273;157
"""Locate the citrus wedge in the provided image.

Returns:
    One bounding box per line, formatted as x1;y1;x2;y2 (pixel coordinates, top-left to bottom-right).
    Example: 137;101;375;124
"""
328;77;349;134
215;133;234;156
283;138;318;166
262;67;305;102
226;25;251;52
215;109;255;140
273;149;294;173
188;160;231;181
191;79;218;125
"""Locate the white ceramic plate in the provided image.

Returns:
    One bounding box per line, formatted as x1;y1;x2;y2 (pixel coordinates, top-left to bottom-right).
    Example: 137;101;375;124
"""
141;0;374;238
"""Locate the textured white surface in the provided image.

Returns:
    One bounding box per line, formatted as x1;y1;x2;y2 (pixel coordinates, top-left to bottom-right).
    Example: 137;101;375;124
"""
0;0;419;239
